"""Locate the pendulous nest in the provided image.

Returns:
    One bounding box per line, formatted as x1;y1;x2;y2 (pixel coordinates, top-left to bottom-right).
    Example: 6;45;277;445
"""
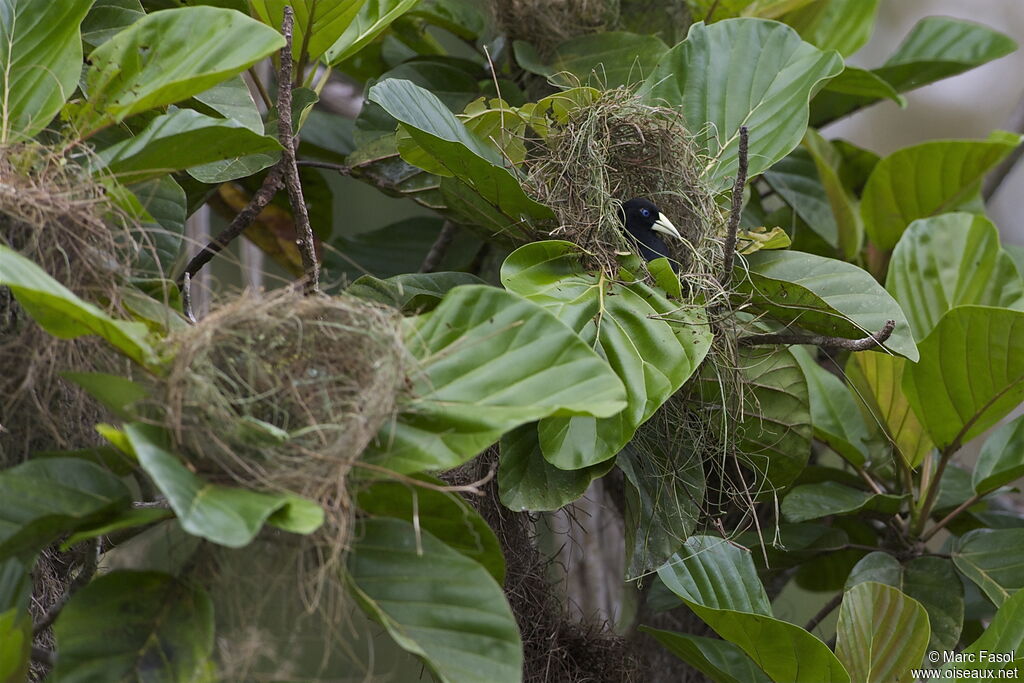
494;0;621;57
523;88;722;279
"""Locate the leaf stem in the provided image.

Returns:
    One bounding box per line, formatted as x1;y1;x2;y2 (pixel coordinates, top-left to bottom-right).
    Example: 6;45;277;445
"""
921;491;985;542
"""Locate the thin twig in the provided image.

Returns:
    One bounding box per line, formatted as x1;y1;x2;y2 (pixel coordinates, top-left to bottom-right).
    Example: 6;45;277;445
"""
176;164;284;289
720;125;748;286
804;592;843;634
181;272;196;324
921;491;985;542
354;460;497;497
278;6;319;295
247;65;274;110
420;221;457;273
739;319;895;351
33;539;101;636
295;159;351;174
983;92;1024;201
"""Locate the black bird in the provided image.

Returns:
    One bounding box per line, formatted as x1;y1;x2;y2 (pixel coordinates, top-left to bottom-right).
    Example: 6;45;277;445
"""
618;197;683;267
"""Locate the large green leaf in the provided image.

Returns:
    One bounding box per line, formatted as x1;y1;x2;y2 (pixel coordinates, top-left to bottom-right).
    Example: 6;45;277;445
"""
502;241;713;469
887;213;1024;340
0;458;131;562
498;424;613;512
946;588;1024;680
792;347;869;466
367;78;554;226
641;628;771;683
810;17;1017;125
834;582;929;683
0;245;157;367
0;0;91;141
952;529;1024;607
762;148;839;248
250;0;365;62
903;557;964;655
640;18;843;191
658;535;850;683
52;570;214;681
861;133;1021;251
357;477;504;583
548;31;669;88
348;517;522;683
81;0;145;50
124;423;324;547
782;481;902;523
803;128;862;260
735;249;918;361
0;606;29;683
129;175;188;279
903;306;1024;450
363;285;627;473
347;271;486;314
846;351;932;468
95;108;281;183
782;0;879;56
974;415;1024;496
77;6;284;134
325;0;419;64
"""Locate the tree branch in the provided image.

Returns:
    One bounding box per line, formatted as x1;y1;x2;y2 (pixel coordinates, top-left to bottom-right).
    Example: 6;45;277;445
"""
175;164;284;289
295;159;351;174
720;125;748;287
804;591;843;634
420;221;457;273
278;6;319;295
738;319;895;351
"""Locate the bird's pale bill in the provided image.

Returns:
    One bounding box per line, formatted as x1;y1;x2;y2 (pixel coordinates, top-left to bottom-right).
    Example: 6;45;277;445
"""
651;214;682;240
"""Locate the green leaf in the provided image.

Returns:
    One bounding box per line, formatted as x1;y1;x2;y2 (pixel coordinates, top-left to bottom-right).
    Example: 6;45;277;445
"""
816;67;905;108
250;0;366;63
974;415;1024;496
658;535;850;683
783;0;879;56
903;306;1024;450
792;347;869;466
903;557;964;655
947;588;1024;680
125;423;324;547
803;128;863;260
835;582;930;683
0;458;131;562
52;570;213;681
846;351;932;468
887;213;1024;340
61;507;173;550
0;605;29;683
325;0;419;64
952;529;1024;607
845;551;901;589
502;241;713;469
763;148;839;248
641;627;771;683
367;78;554;225
0;0;91;142
190;74;262;132
81;0;145;50
347;271;486;313
95;108;282;183
357;477;505;583
640;18;843;192
363;285;627;473
549;31;669;89
61;371;149;419
782;481;902;523
810;17;1017;125
497;423;612;512
77;6;285;134
348;517;522;683
861;133;1021;251
735;249;918;361
129;174;188;278
0;245;157;367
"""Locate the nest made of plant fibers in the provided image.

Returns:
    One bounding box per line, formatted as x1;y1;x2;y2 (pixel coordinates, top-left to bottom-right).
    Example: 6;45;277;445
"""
494;0;621;57
523;88;722;284
0;144;138;463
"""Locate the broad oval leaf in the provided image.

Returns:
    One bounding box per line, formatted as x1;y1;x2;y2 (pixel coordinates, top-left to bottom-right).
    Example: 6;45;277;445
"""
0;0;91;141
346;271;486;313
762;147;839;248
78;6;285;133
125;423;324;547
861;133;1021;251
903;557;964;655
0;245;157;367
81;0;145;50
348;517;522;683
52;570;213;681
792;346;869;466
325;0;419;65
658;536;771;615
974;414;1024;496
640;18;843;192
887;213;1024;340
548;31;669;89
946;587;1024;681
363;285;628;474
640;627;770;683
782;481;902;524
903;306;1024;450
735;249;918;361
502;241;713;469
250;0;366;63
835;582;930;683
952;528;1024;607
783;0;880;56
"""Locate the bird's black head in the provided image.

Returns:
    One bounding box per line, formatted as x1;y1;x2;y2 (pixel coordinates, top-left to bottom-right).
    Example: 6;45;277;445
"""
617;197;683;265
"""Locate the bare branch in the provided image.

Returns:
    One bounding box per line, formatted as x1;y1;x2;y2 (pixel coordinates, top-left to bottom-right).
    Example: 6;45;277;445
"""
804;591;843;634
720;125;748;287
739;319;896;351
278;6;319;295
420;221;457;273
295;159;350;174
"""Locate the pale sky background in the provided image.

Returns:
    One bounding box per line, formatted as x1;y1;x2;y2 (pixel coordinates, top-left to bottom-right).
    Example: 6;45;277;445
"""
824;0;1024;244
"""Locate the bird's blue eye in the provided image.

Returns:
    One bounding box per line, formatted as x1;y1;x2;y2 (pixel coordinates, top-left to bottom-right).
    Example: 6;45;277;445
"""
640;208;650;218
